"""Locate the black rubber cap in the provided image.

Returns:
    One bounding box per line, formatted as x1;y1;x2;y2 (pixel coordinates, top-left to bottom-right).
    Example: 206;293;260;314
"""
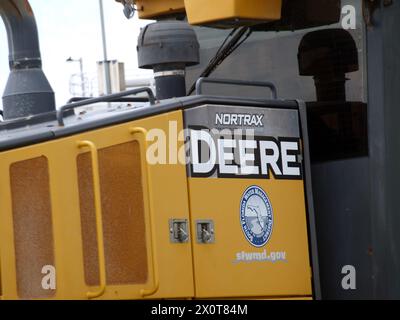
137;21;200;69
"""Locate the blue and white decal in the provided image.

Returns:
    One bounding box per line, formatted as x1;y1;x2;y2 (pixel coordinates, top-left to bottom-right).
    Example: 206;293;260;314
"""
240;186;273;248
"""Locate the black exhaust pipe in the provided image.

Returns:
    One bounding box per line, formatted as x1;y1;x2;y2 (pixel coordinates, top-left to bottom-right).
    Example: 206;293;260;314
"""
0;0;55;120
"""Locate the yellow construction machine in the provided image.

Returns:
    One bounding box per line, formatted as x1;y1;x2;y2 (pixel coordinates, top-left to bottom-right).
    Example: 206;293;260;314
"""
0;0;399;300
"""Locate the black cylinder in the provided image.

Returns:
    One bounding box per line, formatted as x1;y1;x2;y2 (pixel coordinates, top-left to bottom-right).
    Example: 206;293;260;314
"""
0;0;56;120
314;75;347;102
2;69;56;119
153;64;187;100
137;21;200;100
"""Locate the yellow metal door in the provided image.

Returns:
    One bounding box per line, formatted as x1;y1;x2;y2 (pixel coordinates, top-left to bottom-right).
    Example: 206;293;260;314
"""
184;104;313;298
0;111;194;300
188;178;312;298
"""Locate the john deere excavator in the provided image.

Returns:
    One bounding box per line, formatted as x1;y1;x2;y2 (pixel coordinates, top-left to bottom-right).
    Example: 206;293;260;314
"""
0;0;399;300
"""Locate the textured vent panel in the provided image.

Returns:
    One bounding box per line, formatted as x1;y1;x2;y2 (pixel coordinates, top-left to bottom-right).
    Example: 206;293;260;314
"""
10;156;55;299
77;141;148;286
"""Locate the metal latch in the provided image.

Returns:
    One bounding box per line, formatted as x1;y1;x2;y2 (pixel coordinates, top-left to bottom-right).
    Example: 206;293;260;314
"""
169;219;189;243
196;220;215;244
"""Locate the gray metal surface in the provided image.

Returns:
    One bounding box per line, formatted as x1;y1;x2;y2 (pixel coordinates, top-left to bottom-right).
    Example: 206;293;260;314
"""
366;0;400;299
0;0;55;120
311;157;373;299
298;100;321;300
196;78;277;99
309;0;400;300
184;104;300;138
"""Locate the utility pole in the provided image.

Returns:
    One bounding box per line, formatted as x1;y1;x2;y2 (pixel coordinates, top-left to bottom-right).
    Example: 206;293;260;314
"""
78;58;85;96
99;0;112;95
66;57;86;97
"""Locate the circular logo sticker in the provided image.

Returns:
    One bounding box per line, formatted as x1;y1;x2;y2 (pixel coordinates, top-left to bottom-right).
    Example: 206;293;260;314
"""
240;186;273;248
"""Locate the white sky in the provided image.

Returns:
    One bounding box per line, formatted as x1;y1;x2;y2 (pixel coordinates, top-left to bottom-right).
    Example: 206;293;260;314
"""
0;0;152;108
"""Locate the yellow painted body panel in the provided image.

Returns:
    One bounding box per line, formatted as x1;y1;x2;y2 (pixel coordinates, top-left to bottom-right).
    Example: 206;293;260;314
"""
0;111;194;300
188;178;312;298
185;0;282;26
136;0;185;19
0;109;313;300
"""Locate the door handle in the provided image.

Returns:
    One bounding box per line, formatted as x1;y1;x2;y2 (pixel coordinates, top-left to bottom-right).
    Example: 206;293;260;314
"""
77;140;107;299
130;127;160;298
196;220;215;244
